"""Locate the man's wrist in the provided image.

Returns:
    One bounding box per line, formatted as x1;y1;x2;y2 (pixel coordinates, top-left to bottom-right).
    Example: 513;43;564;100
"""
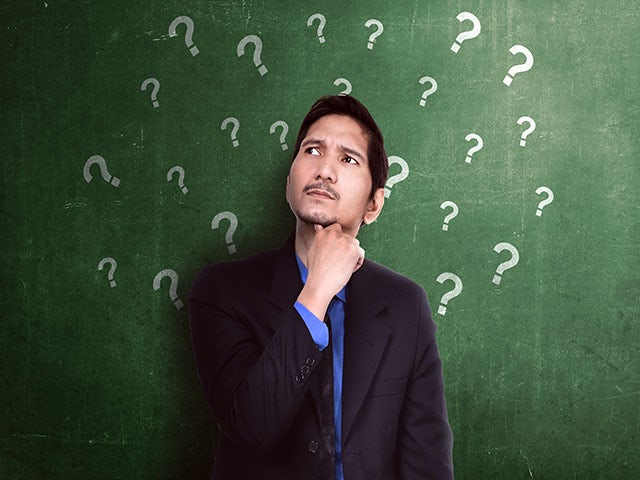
296;284;332;321
293;301;329;350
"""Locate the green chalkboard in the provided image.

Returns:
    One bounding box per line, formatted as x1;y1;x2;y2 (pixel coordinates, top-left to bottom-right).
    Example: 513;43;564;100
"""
2;1;639;478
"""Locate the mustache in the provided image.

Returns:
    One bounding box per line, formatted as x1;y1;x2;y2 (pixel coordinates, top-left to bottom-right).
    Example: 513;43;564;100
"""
303;182;340;199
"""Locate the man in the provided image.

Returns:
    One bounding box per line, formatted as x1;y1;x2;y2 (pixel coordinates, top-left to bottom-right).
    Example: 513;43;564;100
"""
189;95;453;479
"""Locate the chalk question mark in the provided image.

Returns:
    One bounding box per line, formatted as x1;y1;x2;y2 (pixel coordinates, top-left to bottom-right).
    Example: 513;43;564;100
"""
153;269;184;310
503;45;534;86
436;272;463;316
418;76;438;106
365;19;384;49
167;166;188;194
334;78;352;95
269;121;289;151
450;12;481;53
517;116;536;147
221;117;240;147
535;186;554;217
97;257;117;288
492;242;520;285
440;201;459;231
83;155;120;187
168;16;199;56
307;13;326;43
237;35;268;76
384;156;409;198
140;78;160;108
212;211;238;254
464;134;483;163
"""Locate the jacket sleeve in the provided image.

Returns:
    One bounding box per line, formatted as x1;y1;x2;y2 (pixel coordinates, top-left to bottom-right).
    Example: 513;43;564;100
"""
395;287;454;479
188;265;326;454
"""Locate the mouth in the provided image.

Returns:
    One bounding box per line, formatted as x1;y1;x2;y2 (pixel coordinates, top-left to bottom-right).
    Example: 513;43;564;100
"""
306;189;335;199
303;183;339;200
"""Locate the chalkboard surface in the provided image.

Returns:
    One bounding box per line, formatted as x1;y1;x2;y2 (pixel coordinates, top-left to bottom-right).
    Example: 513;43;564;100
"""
2;1;639;478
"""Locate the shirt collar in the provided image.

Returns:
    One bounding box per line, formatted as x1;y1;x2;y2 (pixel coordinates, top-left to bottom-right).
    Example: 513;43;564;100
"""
295;253;348;303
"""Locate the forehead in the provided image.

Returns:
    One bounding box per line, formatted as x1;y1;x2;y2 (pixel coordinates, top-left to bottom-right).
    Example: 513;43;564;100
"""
305;114;369;150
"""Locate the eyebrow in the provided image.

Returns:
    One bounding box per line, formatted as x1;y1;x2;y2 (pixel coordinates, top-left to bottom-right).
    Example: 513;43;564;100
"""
301;138;367;162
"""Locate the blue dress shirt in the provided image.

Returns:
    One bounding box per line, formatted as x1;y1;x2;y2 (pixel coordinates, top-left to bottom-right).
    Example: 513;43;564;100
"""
294;254;347;480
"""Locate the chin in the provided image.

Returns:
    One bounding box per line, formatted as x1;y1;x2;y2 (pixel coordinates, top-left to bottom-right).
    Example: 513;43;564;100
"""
295;209;337;228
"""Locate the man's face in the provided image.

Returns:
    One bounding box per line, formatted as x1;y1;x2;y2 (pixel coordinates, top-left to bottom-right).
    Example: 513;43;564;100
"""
286;114;383;236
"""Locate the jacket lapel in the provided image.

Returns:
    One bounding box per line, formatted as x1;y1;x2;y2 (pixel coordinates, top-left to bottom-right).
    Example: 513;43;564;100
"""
266;231;301;319
341;260;390;444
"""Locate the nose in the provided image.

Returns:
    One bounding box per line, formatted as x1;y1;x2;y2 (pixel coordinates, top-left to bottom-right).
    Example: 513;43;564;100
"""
314;152;337;182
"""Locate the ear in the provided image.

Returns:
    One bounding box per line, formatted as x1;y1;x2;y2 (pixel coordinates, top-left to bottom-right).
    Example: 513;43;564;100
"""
362;187;385;224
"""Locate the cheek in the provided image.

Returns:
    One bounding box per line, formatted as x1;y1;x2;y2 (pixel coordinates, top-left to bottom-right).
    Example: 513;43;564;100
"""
285;176;291;202
287;170;300;193
286;164;305;199
288;158;302;181
353;174;373;200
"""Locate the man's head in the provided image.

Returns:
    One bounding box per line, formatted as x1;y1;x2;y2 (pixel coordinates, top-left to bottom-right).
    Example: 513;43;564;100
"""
291;95;388;198
286;95;388;236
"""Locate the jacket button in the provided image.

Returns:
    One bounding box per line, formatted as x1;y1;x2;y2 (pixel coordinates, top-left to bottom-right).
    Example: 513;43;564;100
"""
301;365;310;374
306;357;315;366
295;373;304;383
307;440;319;453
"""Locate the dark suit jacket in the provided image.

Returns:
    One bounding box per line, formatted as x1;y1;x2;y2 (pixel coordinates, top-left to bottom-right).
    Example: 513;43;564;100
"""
188;233;453;479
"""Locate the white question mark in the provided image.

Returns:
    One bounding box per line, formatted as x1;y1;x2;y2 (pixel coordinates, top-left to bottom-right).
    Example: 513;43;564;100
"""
153;269;184;310
436;272;463;316
503;45;534;86
384;156;409;198
269;121;289;151
97;257;117;288
237;35;268;76
492;242;520;285
464;133;483;163
140;78;160;108
167;166;188;194
450;12;481;53
168;16;199;56
535;186;554;217
333;78;352;95
221;117;240;147
418;76;437;106
212;211;239;254
83;155;120;187
364;19;384;49
517;116;536;147
307;13;326;43
440;201;459;231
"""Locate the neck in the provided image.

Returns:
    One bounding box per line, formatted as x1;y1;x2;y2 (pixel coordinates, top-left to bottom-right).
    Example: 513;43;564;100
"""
293;222;316;266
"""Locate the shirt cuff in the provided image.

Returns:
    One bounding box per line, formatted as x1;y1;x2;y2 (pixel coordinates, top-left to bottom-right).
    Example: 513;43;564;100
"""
294;301;329;350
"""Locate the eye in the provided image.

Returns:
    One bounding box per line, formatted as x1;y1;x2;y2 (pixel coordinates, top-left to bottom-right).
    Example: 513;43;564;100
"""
343;156;359;165
305;146;320;155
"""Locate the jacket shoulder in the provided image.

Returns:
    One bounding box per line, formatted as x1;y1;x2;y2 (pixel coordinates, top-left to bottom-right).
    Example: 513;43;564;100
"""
188;248;279;302
363;258;426;300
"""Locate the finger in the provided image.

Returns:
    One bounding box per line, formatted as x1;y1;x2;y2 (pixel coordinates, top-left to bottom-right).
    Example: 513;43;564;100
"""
314;224;323;232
